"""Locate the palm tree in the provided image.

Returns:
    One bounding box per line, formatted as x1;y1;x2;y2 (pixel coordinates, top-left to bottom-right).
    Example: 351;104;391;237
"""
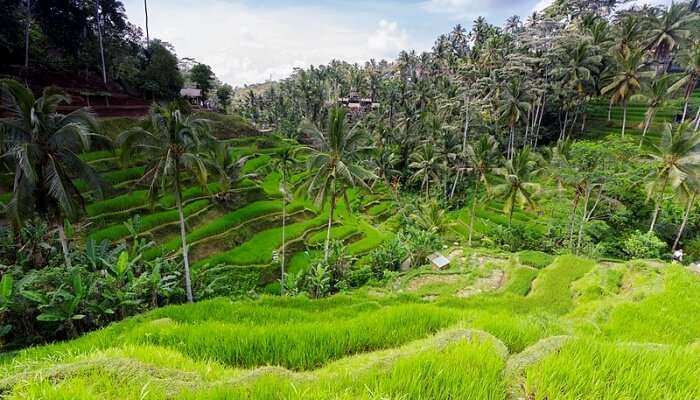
645;123;700;233
492;147;540;226
300;107;374;260
465;135;500;246
118;103;212;303
0;79;108;267
668;40;700;123
271;147;295;292
202;141;249;192
498;80;530;159
637;74;676;147
645;3;696;74
602;48;645;139
409;143;444;199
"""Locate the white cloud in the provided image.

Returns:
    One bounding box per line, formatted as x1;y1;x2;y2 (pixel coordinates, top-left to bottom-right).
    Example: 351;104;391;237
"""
531;0;553;13
368;20;408;59
420;0;490;19
122;0;412;87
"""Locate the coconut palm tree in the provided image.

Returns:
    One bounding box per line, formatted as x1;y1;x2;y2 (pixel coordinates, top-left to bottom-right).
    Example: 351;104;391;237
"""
602;48;646;139
492;147;540;226
409;143;444;199
637;74;676;147
0;79;108;268
271;146;295;292
300;107;374;260
669;40;700;123
118;103;212;303
645;122;700;233
465;135;500;245
498;80;530;159
645;3;696;74
202;142;250;192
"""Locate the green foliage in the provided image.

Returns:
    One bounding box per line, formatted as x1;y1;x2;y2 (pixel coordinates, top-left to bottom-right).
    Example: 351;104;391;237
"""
525;338;700;399
622;230;667;259
518;250;554;269
368;236;407;278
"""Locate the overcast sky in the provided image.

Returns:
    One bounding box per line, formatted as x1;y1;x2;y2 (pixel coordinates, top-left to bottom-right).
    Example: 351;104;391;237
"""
121;0;671;88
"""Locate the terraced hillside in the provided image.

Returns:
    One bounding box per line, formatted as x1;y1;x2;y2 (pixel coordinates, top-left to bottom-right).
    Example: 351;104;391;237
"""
2;251;699;399
0;116;398;295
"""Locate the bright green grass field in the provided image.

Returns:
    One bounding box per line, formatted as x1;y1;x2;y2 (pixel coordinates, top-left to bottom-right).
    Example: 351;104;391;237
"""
2;254;700;399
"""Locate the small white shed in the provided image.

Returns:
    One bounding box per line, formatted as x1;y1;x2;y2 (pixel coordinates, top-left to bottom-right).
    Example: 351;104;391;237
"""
428;253;450;270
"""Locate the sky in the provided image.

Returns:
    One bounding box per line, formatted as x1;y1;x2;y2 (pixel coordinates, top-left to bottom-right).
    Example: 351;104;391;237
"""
121;0;670;88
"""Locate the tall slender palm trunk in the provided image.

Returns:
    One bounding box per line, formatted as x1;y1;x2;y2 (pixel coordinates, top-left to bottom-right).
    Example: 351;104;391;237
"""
144;0;150;44
649;176;669;233
24;0;31;69
607;100;613;122
694;105;700;131
621;100;628;139
280;170;286;294
56;218;71;268
174;165;193;303
468;178;481;246
681;80;696;122
324;194;336;261
640;110;654;148
95;1;107;85
673;193;695;251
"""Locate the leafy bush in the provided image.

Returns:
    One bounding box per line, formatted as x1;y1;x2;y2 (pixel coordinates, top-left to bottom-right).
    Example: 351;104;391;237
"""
368;237;407;278
622;230;666;259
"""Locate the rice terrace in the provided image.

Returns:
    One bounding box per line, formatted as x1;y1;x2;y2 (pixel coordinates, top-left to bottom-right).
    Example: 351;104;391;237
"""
1;0;700;398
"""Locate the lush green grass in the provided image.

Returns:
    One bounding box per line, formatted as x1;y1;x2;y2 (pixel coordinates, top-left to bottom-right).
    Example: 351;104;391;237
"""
307;225;359;245
525;338;700;399
143;200;303;260
602;266;700;344
89;199;211;243
193;213;328;268
2;254;700;399
518;250;554;269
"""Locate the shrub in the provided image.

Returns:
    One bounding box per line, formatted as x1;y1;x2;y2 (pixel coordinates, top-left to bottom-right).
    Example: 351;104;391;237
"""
622;230;666;259
368;237;406;278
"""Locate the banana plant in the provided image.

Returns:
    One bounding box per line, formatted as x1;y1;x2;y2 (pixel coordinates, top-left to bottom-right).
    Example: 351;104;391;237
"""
22;272;86;338
0;274;14;338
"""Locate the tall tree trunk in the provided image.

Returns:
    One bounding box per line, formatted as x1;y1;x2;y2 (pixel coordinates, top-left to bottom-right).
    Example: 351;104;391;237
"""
621;100;628;139
682;79;696;123
673;193;695;252
24;0;31;69
576;188;591;255
144;0;150;44
640;109;654;148
95;1;107;85
694;104;700;131
607;100;613;122
649;176;669;233
535;96;545;148
174;164;193;303
568;192;580;252
280;170;286;294
468;178;481;246
56;219;71;268
449;169;461;200
324;193;336;261
463;94;470;153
